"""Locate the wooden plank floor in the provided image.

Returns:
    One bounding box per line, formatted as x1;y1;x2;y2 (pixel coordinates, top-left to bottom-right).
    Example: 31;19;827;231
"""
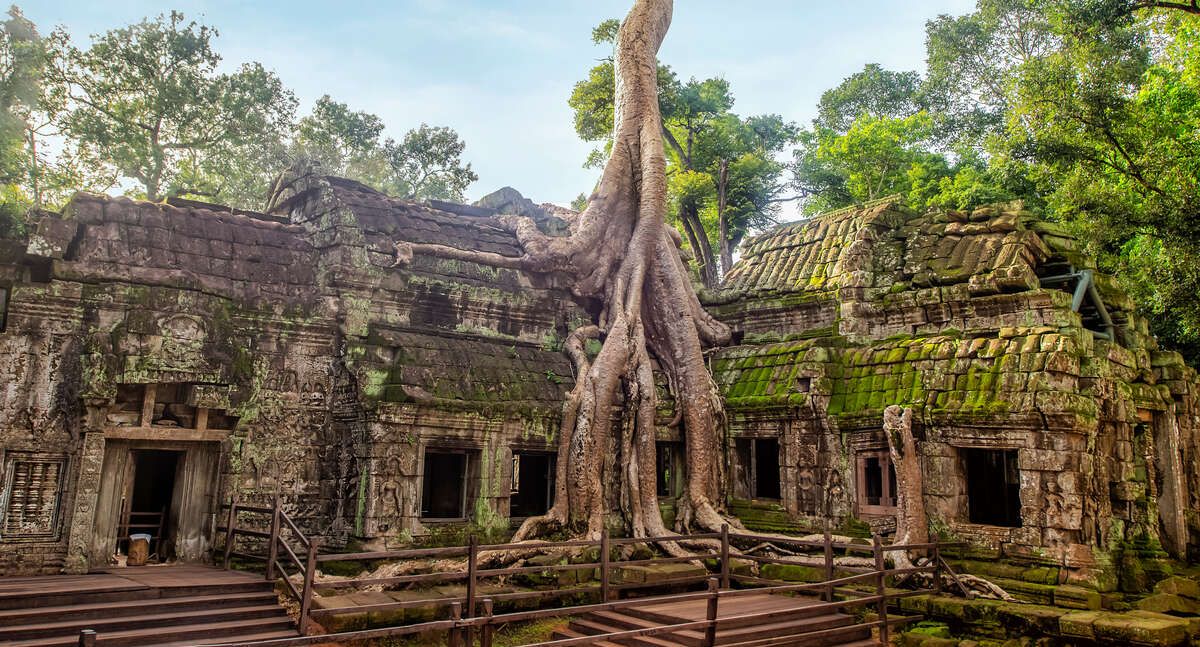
632;591;825;622
0;565;263;600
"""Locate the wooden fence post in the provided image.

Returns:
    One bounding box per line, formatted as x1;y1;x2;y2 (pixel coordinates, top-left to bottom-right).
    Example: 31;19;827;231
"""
298;539;319;636
933;543;943;595
480;598;495;647
704;578;719;647
266;492;281;581
600;529;610;602
222;495;238;570
449;601;463;647
823;529;834;602
77;630;96;647
466;534;478;646
719;524;730;589
873;534;889;646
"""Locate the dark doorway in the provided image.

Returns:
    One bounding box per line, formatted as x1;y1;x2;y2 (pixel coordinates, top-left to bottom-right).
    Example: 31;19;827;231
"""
120;450;180;558
510;452;555;518
422;451;468;520
754;439;781;500
964;448;1021;527
656;441;683;498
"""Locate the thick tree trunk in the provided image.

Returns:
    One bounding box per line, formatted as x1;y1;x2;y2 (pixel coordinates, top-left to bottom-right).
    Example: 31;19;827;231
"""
684;202;718;288
393;0;737;543
717;159;732;277
884;406;926;569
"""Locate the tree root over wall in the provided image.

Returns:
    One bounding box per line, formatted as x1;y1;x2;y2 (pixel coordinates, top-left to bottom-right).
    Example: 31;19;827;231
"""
391;0;742;557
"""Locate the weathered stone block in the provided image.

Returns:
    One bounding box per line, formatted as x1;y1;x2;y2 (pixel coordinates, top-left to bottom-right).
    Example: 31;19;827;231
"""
1092;612;1188;646
1136;593;1199;615
1054;585;1102;610
1153;577;1200;600
996;602;1065;636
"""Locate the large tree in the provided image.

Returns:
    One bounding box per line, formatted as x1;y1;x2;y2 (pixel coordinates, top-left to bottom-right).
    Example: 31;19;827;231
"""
394;0;734;542
569;25;795;286
381;124;477;202
60;12;297;203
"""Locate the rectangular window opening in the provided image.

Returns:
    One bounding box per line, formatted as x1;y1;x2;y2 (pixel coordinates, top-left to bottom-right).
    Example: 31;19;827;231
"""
856;450;897;515
0;285;8;333
421;450;475;521
733;437;781;501
151;384;198;429
964;448;1021;527
510;452;555;518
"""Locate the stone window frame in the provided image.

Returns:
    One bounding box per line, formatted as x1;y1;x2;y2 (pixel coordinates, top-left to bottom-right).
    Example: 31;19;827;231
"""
733;436;782;501
509;449;557;519
959;446;1023;528
854;449;897;517
0;283;8;332
0;451;68;543
655;440;684;499
418;444;481;523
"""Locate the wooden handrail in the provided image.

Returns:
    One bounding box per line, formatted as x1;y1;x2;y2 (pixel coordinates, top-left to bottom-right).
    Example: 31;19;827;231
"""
219;504;274;514
218;496;320;636
216;512;960;645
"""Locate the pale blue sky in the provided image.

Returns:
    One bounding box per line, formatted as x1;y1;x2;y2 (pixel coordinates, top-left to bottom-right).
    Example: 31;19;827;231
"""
26;1;976;210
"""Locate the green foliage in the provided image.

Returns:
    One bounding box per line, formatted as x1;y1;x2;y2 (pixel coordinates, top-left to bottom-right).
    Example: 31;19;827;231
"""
0;9;479;213
570;192;588;212
383;124;477;202
293;96;477;202
0;6;84;212
61;11;298;203
815;63;924;133
294;94;388;183
818;112;942;203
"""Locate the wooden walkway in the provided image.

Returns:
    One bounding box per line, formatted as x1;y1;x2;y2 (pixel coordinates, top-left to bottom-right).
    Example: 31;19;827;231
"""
0;565;298;646
554;590;877;646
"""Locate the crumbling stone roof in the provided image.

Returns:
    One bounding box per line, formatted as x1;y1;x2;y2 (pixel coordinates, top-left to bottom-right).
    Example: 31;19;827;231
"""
724;200;904;294
712;200;1193;425
322;176;525;256
724;198;1052;298
26;193;318;302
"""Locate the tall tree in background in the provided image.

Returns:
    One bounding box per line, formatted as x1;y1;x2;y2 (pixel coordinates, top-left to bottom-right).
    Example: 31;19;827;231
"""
293;96;477;202
60;12;297;203
382;124;477;202
695;113;796;273
0;5;44;233
569;20;795;286
294;95;389;186
0;6;94;226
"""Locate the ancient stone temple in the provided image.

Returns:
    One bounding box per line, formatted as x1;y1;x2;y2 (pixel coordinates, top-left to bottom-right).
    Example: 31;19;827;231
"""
0;167;1196;596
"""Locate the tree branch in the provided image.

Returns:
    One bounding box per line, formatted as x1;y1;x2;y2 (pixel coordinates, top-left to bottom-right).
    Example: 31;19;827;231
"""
1131;0;1200;15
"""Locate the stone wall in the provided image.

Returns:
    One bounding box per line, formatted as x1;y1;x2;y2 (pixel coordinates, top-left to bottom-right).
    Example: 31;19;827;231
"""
0;174;1195;590
709;200;1200;589
0;169;582;574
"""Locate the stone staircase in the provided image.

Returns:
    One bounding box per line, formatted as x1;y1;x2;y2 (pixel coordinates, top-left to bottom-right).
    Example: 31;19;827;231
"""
0;566;298;646
551;591;882;646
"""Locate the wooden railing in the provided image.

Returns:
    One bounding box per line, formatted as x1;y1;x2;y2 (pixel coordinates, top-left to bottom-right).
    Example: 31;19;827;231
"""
215;495;321;634
209;516;965;647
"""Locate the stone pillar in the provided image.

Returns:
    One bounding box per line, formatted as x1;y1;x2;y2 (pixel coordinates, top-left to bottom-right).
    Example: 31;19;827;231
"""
1154;410;1188;559
63;418;106;573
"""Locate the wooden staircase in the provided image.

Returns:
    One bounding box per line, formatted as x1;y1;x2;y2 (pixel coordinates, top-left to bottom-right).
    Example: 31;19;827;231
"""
551;591;880;647
0;566;299;646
